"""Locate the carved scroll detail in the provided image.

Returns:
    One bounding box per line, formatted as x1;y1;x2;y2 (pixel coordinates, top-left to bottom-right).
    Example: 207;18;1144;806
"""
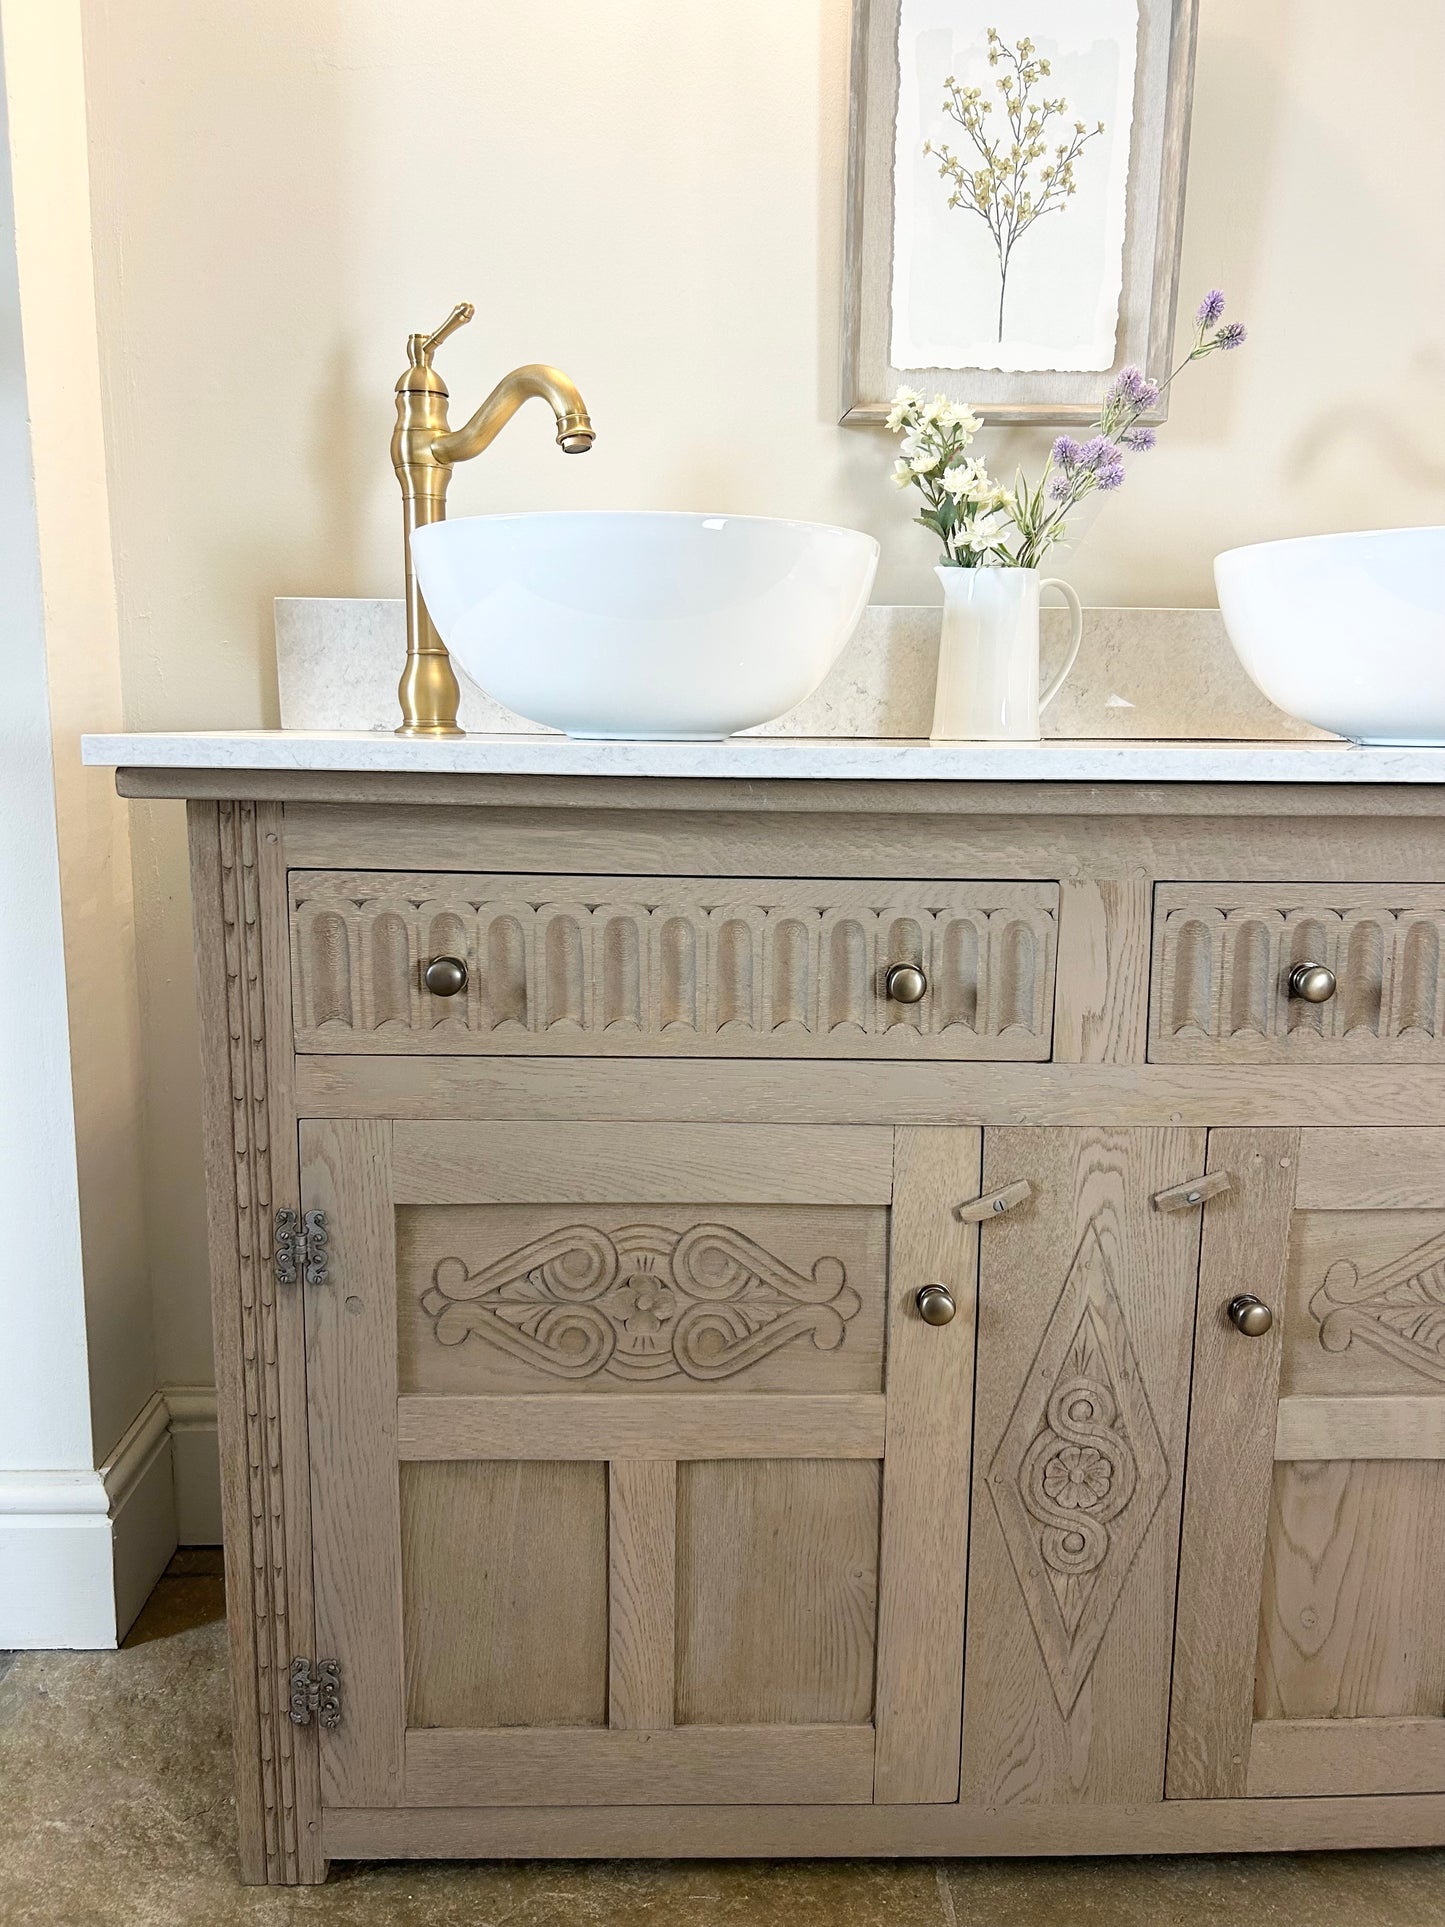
420;1222;860;1382
1311;1231;1445;1384
988;1226;1167;1715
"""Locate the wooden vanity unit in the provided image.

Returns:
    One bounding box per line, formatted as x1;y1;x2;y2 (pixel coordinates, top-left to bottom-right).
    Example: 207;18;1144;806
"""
95;740;1445;1882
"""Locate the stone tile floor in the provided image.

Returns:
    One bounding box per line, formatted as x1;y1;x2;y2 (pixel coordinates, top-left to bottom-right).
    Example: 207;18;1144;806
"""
2;1556;1444;1924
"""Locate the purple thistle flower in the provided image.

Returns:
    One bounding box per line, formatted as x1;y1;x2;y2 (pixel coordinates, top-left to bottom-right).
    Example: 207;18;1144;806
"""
1106;365;1160;411
1196;289;1226;329
1095;461;1127;491
1121;425;1157;452
1215;321;1247;351
1051;434;1083;470
1047;470;1074;501
1078;435;1122;471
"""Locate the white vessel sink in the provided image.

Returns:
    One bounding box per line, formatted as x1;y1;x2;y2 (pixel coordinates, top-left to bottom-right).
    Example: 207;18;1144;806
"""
1216;526;1445;744
409;510;879;739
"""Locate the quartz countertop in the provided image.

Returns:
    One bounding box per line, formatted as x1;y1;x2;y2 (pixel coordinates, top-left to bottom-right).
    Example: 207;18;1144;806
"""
81;729;1445;783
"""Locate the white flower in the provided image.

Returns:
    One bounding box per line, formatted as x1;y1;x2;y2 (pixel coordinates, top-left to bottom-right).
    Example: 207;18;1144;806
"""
922;391;953;425
885;386;923;433
909;447;941;475
941;458;987;498
890;458;916;489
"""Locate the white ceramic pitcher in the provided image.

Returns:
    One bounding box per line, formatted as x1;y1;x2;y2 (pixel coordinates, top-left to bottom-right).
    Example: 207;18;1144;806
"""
929;565;1083;742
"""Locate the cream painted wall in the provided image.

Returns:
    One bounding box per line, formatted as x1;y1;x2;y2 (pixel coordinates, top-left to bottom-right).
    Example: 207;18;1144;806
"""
79;0;1445;1394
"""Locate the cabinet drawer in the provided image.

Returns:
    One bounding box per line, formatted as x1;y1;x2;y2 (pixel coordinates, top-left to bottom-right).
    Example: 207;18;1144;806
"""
290;870;1059;1059
1149;882;1445;1063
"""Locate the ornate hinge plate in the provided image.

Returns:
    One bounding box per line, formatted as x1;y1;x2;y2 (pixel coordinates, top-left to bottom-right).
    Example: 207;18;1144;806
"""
289;1656;341;1728
275;1208;329;1285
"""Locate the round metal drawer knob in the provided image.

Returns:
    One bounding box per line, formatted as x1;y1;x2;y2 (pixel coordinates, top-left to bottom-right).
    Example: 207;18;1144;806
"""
423;955;469;997
1228;1293;1274;1337
916;1283;957;1326
885;963;928;1005
1288;961;1337;1003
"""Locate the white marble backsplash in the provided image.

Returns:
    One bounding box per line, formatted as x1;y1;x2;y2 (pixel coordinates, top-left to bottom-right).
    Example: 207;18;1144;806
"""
274;597;1326;741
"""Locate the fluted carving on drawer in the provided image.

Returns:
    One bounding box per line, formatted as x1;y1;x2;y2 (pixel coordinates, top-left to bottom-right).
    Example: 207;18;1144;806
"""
1150;884;1445;1063
291;872;1059;1059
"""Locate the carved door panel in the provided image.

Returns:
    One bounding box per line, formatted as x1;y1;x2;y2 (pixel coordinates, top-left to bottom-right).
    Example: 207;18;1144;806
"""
1169;1128;1445;1799
960;1125;1208;1806
302;1119;978;1811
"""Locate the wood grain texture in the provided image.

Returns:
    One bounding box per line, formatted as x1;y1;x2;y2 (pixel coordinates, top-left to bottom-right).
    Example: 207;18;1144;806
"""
290;871;1059;1060
403;1725;875;1807
1164;1129;1298;1801
608;1460;676;1731
1276;1396;1445;1459
389;1122;894;1206
874;1127;979;1803
962;1126;1205;1807
395;1202;885;1397
675;1460;879;1727
1246;1717;1445;1797
323;1790;1445;1859
401;1460;608;1731
302;1119;405;1808
295;1053;1445;1130
188;800;320;1885
1256;1459;1445;1721
1151;883;1445;1063
1295;1129;1445;1210
1053;877;1151;1066
396;1394;887;1462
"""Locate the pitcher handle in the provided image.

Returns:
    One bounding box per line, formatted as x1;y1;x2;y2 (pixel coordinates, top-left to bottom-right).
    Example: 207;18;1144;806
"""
1039;578;1083;712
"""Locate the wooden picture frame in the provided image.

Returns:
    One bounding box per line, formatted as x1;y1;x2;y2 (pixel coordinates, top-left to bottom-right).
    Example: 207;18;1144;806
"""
841;0;1199;425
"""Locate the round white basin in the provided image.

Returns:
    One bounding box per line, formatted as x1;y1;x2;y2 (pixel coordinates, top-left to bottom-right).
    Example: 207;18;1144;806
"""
1215;526;1445;744
409;510;880;739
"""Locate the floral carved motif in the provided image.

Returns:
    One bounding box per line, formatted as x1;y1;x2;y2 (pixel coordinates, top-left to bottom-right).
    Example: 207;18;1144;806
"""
1311;1229;1445;1385
988;1225;1167;1715
420;1222;860;1382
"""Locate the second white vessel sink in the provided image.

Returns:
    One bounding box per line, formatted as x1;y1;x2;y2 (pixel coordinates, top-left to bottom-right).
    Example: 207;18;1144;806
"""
409;510;879;739
1216;525;1445;744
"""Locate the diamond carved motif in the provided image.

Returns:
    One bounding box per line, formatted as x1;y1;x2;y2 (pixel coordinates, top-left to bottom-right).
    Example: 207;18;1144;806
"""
1311;1229;1445;1384
988;1224;1168;1715
420;1222;860;1382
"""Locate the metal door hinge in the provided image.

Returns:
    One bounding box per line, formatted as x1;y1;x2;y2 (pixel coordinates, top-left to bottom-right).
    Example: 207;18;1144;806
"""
274;1207;329;1286
289;1656;341;1728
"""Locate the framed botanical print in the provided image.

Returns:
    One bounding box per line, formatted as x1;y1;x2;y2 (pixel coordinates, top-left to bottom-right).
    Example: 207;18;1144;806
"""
841;0;1199;423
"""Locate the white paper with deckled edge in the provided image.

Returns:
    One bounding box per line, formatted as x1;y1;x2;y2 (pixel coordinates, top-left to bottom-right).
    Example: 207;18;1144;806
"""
890;0;1139;374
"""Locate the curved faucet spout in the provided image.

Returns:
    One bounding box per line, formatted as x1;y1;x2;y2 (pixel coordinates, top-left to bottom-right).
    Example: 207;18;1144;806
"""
431;363;596;465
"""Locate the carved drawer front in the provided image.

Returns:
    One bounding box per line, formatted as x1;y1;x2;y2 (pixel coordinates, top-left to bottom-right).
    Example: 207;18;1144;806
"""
290;870;1059;1058
1149;882;1445;1063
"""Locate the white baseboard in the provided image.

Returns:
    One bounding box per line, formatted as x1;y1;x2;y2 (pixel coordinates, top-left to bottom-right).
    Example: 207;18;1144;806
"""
163;1385;221;1544
0;1392;177;1648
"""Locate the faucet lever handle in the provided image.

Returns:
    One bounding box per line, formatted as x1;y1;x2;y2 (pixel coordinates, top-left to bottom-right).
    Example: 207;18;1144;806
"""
411;302;475;365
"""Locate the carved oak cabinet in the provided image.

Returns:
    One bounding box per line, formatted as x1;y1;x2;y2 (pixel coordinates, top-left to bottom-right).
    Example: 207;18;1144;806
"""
109;753;1445;1881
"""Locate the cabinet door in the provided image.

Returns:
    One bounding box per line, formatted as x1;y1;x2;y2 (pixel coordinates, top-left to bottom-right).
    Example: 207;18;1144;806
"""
1169;1128;1445;1799
301;1119;977;1811
961;1126;1208;1805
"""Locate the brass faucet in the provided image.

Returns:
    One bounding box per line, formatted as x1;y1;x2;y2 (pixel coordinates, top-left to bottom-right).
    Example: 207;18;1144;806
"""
389;302;595;735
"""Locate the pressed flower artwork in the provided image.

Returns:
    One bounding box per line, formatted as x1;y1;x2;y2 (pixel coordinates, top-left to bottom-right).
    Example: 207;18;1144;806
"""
890;0;1140;375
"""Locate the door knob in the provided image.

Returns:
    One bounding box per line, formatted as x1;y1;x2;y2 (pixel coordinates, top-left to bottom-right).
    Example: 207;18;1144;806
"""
916;1283;956;1326
1228;1293;1274;1337
423;955;468;997
1288;961;1336;1003
885;963;928;1004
